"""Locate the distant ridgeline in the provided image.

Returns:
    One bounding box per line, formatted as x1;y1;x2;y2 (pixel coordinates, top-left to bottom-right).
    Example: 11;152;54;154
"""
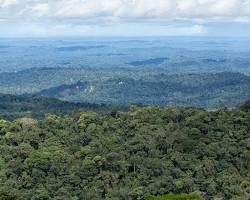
0;67;250;109
241;99;250;110
127;57;169;66
0;93;109;120
37;81;86;98
0;99;249;199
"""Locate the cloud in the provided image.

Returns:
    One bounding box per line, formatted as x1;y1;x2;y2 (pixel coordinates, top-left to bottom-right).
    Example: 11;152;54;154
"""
1;0;250;21
31;3;49;17
49;0;250;21
1;0;250;36
0;0;18;8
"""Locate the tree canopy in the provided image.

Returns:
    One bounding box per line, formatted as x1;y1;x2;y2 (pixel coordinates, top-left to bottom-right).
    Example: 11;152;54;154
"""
0;105;249;199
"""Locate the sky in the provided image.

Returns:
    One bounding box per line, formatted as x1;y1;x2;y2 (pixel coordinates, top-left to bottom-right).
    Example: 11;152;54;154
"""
1;0;250;37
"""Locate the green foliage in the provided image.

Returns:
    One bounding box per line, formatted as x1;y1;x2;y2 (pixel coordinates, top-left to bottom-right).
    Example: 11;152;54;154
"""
0;119;9;135
31;186;50;200
145;193;202;200
129;187;144;200
0;106;249;199
0;94;110;120
0;190;19;200
1;67;250;109
0;157;6;171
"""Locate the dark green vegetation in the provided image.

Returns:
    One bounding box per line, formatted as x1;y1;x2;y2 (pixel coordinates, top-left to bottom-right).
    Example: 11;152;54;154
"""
1;67;250;109
38;81;86;99
241;100;250;110
146;193;202;200
0;94;109;120
0;103;249;200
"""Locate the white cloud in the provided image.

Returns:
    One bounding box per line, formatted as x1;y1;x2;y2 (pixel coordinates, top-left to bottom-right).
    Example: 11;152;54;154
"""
49;0;242;20
1;0;250;36
0;0;18;8
31;3;49;17
1;0;250;22
54;0;122;18
51;0;250;21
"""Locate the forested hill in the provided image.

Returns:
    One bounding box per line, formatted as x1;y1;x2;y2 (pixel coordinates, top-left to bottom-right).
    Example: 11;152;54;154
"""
1;67;250;109
241;99;250;110
0;94;109;120
0;103;249;199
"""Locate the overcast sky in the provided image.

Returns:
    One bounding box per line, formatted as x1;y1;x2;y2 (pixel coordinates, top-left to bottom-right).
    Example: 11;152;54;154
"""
1;0;250;37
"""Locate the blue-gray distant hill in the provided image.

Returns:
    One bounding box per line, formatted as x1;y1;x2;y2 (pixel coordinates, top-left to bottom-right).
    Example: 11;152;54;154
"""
56;45;106;52
127;57;168;66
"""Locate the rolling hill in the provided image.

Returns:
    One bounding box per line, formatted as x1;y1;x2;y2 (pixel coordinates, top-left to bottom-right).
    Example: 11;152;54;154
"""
0;94;109;120
0;68;250;109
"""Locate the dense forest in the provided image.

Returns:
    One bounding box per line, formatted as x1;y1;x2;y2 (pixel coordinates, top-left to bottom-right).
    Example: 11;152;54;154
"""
0;94;109;120
1;68;250;109
0;100;249;199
